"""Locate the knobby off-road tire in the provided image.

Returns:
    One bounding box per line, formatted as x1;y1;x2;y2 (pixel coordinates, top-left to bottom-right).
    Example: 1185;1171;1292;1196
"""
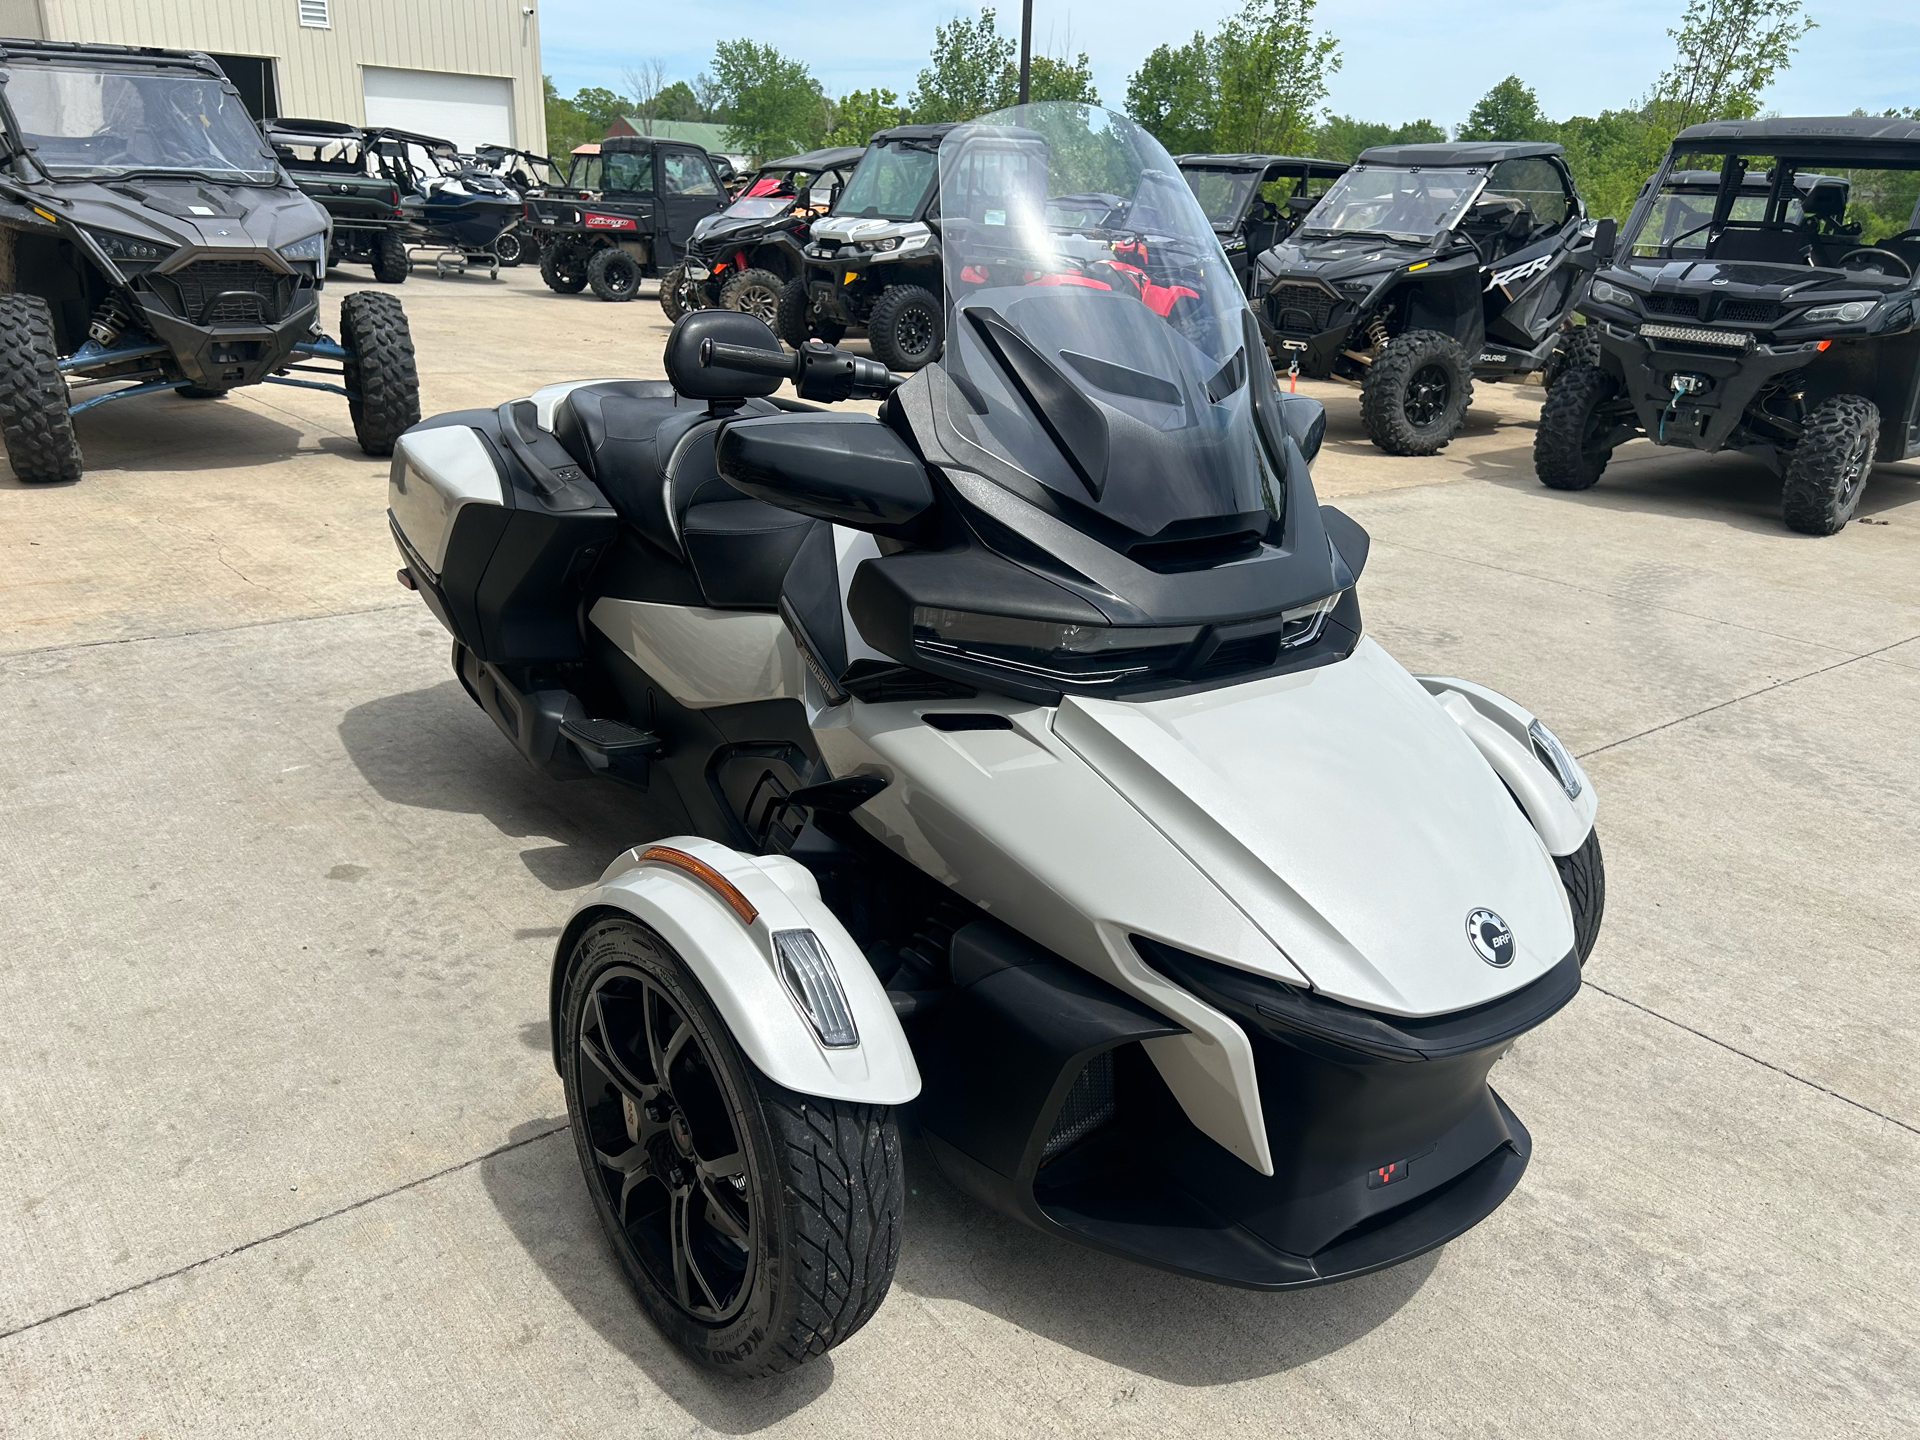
560;917;904;1377
587;246;641;302
494;230;525;268
774;277;844;347
1556;826;1606;966
659;264;689;322
541;244;589;294
721;268;785;327
0;293;82;484
1361;329;1473;455
371;230;411;284
1781;394;1878;536
1540;325;1601;391
867;284;943;371
340;291;421;457
1534;363;1619;491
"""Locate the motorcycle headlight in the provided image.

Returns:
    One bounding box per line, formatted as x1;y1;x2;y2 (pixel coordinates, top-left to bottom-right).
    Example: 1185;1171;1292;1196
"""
87;228;172;264
1528;719;1583;800
278;231;329;264
1798;299;1874;325
1589;278;1636;307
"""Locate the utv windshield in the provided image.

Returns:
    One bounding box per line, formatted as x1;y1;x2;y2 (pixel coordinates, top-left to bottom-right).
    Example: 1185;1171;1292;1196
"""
834;139;938;220
1181;168;1259;230
1300;163;1484;242
939;104;1283;541
5;64;275;182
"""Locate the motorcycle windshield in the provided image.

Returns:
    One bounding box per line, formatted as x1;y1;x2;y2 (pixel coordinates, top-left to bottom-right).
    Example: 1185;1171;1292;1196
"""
5;64;276;182
938;104;1279;541
1299;163;1484;242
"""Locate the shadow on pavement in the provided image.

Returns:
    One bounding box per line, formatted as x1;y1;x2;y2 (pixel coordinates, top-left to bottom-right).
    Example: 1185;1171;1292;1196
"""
67;392;313;471
337;680;673;887
482;1120;834;1432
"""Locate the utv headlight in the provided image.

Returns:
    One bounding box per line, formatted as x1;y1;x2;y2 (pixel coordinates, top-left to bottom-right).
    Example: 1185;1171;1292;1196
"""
1589;278;1636;307
278;231;329;264
1528;719;1583;800
87;228;172;263
1799;299;1874;325
772;930;859;1048
912;608;1202;685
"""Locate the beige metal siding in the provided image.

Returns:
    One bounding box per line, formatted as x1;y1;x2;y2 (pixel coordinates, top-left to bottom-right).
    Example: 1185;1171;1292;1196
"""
31;0;544;150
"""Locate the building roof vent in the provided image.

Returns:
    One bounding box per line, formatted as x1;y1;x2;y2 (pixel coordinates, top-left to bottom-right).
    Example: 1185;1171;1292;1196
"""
298;0;331;28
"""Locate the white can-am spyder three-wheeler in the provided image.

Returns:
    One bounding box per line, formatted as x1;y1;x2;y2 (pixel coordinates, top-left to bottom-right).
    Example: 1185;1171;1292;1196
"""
385;104;1605;1376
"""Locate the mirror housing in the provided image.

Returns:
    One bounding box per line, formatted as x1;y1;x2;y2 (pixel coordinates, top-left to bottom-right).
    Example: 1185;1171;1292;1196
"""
794;185;813;210
1591;215;1618;265
665;310;785;401
717;413;936;540
1276;391;1326;463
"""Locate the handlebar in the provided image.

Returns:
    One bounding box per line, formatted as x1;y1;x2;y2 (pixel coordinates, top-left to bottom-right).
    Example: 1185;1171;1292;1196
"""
699;336;904;403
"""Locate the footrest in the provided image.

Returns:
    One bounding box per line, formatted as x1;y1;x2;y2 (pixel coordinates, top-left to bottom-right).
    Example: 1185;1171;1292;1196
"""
560;716;663;758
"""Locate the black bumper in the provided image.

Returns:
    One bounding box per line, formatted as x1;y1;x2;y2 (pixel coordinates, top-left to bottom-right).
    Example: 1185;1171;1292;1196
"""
1594;322;1819;453
125;290;318;390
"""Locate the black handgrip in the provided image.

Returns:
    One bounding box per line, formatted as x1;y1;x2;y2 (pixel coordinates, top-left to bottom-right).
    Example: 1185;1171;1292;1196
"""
701;339;800;379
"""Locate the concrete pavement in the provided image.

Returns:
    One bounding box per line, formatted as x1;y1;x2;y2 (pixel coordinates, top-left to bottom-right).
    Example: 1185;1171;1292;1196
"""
1;265;1915;1437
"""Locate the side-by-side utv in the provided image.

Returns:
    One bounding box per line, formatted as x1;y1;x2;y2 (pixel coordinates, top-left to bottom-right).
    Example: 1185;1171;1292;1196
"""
1176;152;1349;300
1538;116;1920;534
526;137;730;302
267;118;411;282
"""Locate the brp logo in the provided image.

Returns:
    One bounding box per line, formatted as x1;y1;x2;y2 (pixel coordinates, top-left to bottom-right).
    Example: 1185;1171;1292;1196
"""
1467;909;1515;967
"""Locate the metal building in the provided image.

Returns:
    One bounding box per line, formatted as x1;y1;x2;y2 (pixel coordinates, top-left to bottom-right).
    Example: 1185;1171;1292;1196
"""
0;0;545;152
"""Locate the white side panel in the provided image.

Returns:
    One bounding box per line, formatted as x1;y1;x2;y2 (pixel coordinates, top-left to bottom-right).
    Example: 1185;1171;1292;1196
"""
387;426;505;577
589;598;799;709
813;699;1294;1175
1054;638;1577;1018
1417;675;1599;856
362;66;513;151
575;837;919;1105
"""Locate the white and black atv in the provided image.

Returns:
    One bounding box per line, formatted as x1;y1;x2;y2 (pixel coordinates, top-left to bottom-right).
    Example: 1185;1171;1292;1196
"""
386;105;1605;1377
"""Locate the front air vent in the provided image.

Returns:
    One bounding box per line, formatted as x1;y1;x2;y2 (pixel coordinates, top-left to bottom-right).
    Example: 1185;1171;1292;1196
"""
1643;293;1701;318
1127;527;1264;573
1267;282;1338;333
1717;299;1781;324
1041;1051;1116;1162
143;260;295;326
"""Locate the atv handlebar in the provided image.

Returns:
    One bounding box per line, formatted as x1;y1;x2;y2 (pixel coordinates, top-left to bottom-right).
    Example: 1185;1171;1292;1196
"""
700;338;903;404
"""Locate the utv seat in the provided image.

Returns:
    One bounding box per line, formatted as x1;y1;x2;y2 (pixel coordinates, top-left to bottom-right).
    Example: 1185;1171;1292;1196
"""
551;381;814;610
1709;224;1810;265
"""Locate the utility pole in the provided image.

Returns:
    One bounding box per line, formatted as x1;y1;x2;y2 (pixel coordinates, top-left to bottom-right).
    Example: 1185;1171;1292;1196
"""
1019;0;1033;105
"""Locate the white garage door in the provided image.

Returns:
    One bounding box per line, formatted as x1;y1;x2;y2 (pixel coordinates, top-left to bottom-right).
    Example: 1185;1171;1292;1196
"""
362;66;513;150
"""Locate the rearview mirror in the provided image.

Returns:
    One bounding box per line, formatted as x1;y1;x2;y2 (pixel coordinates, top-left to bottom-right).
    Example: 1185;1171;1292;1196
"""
717;413;935;539
1591;216;1618;264
794;185;814;210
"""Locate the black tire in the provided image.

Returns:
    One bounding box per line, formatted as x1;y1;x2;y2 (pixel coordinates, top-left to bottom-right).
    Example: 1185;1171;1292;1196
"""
560;917;903;1377
339;290;421;457
541;244;589;294
371;230;410;284
587;246;642;302
494;230;525;268
1360;329;1473;455
0;293;82;484
1555;826;1606;967
720;267;785;327
866;284;943;371
1541;326;1600;391
774;277;811;346
1533;363;1620;491
1781;395;1878;536
659;264;689;322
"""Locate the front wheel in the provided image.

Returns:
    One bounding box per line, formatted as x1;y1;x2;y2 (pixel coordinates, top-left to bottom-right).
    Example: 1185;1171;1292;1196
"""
1361;329;1473;455
340;291;421;456
371;230;410;284
0;293;82;484
1540;326;1600;391
1534;363;1621;491
1781;395;1878;535
720;267;785;327
1556;826;1606;966
587;246;641;302
560;917;903;1377
867;283;943;371
658;264;689;322
541;244;589;294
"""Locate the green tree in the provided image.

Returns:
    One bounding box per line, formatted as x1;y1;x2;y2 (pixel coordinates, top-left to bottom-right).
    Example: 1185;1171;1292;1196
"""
1126;33;1215;154
1013;52;1100;106
542;76;596;158
1313;115;1446;162
648;80;706;122
1457;76;1557;142
709;39;828;161
571;85;633;133
1648;0;1815;131
828;88;907;148
909;7;1016;123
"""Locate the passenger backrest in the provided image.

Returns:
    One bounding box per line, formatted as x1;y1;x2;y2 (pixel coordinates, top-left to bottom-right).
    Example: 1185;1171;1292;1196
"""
1711;225;1809;265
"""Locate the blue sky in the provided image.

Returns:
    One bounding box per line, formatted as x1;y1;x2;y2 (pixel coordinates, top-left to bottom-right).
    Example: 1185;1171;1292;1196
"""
537;0;1918;132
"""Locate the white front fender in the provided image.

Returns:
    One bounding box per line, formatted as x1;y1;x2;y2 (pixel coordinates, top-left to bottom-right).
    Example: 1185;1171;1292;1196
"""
558;836;920;1105
1416;676;1598;856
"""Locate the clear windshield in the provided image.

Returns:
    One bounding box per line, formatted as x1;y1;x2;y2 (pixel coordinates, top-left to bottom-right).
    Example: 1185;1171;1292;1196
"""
721;194;795;220
834;139;937;220
1181;168;1259;229
1622;154;1915;265
1300;163;1483;241
5;65;274;181
938;104;1281;541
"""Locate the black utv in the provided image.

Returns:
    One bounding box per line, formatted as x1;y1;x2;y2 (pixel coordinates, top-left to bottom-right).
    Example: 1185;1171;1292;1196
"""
661;144;864;325
526;136;730;301
1255;140;1594;454
1538;116;1920;535
0;40;420;484
1176;152;1348;298
779;123;952;371
266;118;410;282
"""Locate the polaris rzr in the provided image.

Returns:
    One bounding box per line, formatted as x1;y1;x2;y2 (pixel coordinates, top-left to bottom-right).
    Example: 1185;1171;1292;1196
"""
779;123;952;370
385;103;1603;1377
1177;152;1348;299
660;144;864;326
266;118;411;283
1537;116;1920;534
0;39;420;484
1255;141;1594;454
527;136;729;302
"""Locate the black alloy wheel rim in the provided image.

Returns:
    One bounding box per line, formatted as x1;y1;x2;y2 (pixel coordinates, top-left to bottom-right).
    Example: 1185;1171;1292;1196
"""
737;284;779;323
897;303;937;362
1838;428;1872;509
608;262;637;296
1404;362;1453;429
576;966;755;1322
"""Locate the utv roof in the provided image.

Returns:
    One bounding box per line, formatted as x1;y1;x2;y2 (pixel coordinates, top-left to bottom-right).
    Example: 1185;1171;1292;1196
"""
0;38;223;72
266;118;365;141
366;127;458;155
760;145;866;173
1175;153;1347;176
1356;140;1564;167
868;123;959;146
1670;116;1920;168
